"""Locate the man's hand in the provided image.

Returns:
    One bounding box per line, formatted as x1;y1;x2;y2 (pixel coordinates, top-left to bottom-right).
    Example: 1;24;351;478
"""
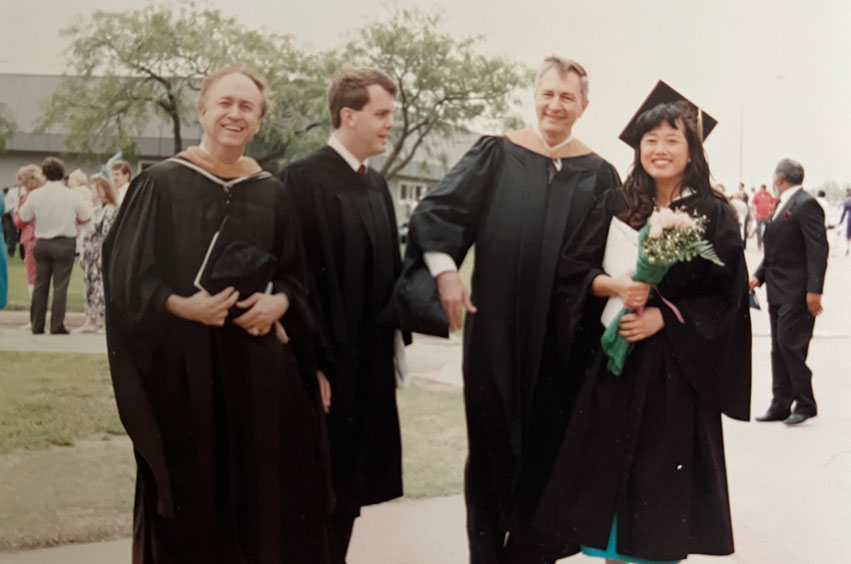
233;292;290;336
316;370;331;414
749;277;761;292
618;307;664;342
612;271;651;310
806;292;823;316
165;287;239;326
435;270;477;332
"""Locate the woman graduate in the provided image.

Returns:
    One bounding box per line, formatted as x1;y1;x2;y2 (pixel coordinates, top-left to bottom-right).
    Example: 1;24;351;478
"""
533;83;752;564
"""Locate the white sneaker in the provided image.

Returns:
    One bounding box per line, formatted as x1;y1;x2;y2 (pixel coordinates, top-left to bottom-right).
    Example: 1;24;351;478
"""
72;321;97;334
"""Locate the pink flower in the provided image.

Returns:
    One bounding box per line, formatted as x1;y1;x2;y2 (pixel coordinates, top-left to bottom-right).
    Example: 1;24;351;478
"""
648;210;665;238
647;207;683;238
671;210;695;228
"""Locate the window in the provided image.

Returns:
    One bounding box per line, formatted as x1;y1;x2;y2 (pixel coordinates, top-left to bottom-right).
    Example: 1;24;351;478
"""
399;182;426;202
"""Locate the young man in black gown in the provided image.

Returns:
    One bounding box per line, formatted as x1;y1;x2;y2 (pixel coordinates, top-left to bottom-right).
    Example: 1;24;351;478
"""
282;66;405;564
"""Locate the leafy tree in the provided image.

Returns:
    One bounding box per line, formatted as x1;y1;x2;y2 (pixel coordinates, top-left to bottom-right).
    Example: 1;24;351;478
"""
39;1;325;164
0;104;14;152
248;49;341;171
346;6;531;179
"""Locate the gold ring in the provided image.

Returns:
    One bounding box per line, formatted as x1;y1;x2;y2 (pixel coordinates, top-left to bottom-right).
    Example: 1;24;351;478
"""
250;328;259;336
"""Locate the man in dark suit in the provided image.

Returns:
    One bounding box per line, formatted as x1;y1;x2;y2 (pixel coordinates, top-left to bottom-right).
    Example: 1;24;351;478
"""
750;158;828;425
281;66;404;564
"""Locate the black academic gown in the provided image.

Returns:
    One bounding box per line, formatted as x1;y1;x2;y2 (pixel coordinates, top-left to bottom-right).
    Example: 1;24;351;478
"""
533;189;752;562
281;146;404;515
406;136;621;563
103;159;331;564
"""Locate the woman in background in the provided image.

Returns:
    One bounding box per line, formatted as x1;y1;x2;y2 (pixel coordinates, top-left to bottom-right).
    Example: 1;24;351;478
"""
13;165;45;303
68;168;94;259
75;175;117;333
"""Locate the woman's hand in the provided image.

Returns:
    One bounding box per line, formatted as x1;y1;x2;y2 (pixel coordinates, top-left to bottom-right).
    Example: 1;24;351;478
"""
618;307;664;342
233;292;291;337
612;271;652;309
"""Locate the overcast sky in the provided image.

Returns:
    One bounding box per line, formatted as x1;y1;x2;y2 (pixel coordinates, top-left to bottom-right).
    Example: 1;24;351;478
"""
3;0;850;188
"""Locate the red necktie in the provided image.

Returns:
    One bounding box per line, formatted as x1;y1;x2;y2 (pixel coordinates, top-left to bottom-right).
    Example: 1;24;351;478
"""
357;165;367;178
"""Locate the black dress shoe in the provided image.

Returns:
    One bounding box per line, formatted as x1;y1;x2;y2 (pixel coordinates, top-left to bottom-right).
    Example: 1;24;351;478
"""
755;409;790;422
784;413;813;425
51;327;69;335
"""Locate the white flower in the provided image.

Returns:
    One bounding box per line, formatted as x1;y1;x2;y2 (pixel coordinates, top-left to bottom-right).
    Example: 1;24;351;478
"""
671;210;695;228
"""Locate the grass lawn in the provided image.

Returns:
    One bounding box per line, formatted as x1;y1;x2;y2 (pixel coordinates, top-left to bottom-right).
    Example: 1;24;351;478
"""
4;255;86;312
0;351;465;551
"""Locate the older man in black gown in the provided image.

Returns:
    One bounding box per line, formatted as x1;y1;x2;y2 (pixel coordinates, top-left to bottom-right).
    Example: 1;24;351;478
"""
399;56;621;564
104;67;330;564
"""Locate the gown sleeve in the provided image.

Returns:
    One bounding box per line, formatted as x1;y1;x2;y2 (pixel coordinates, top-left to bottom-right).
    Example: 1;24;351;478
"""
658;199;752;421
271;184;316;342
408;135;504;264
380;137;503;337
105;174;176;340
553;188;626;366
281;165;337;376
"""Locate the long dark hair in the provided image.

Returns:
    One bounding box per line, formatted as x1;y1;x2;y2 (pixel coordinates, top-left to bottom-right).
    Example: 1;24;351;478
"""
620;101;720;229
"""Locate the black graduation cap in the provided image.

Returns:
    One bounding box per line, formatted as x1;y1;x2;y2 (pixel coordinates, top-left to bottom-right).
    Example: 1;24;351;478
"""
619;80;718;149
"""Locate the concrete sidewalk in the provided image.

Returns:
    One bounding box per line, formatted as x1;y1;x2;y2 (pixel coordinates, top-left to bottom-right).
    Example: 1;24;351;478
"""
1;252;850;563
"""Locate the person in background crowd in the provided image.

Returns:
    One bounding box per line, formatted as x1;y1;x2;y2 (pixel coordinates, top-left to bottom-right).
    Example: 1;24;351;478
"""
13;165;45;303
68;169;94;259
838;187;851;256
730;191;750;247
3;185;23;257
75;175;118;333
815;190;830;227
0;195;7;308
67;169;93;202
111;160;132;206
18;157;92;334
752;183;778;251
751;158;828;426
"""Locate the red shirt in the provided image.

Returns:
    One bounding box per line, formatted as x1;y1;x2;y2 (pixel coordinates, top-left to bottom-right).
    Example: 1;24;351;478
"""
752;190;778;220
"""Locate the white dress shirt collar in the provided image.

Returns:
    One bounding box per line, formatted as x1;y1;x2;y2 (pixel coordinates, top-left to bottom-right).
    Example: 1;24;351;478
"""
672;187;696;202
328;133;367;173
534;127;573;173
534;127;574;151
773;185;803;219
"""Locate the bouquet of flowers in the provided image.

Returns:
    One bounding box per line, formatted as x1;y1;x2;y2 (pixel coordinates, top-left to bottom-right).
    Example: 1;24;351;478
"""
601;206;724;376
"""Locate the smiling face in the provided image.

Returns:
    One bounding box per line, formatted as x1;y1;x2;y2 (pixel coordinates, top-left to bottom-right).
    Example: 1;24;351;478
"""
198;72;264;159
534;68;588;144
340;84;395;161
111;167;129;187
639;119;690;186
